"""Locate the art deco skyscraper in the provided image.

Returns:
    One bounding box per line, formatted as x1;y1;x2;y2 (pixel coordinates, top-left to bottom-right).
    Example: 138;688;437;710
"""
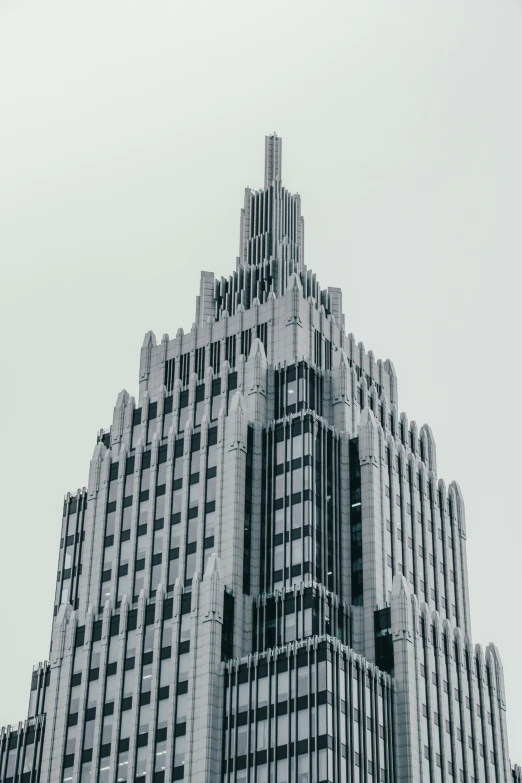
1;135;519;783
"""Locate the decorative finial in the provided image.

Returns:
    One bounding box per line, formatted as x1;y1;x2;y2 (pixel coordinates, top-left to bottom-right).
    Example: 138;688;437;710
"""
264;133;282;188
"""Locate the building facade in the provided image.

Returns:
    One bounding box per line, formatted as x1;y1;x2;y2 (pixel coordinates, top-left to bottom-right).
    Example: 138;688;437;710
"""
0;135;519;783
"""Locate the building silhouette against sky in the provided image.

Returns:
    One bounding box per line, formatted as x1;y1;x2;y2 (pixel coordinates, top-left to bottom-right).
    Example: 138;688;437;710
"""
0;135;519;783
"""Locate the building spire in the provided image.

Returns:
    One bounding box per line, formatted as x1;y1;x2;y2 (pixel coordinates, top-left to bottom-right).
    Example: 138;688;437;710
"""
264;132;282;188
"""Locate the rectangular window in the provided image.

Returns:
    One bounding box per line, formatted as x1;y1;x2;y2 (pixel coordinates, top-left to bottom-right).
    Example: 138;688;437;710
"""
240;329;252;358
164;359;175;393
225;335;236;368
210;341;220;371
195;347;205;380
180;353;190;386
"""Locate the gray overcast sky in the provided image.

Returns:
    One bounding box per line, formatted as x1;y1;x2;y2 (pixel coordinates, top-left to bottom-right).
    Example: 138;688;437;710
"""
1;0;521;762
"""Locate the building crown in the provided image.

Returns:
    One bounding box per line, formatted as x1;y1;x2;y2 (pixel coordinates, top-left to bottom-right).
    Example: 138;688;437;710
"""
202;134;336;323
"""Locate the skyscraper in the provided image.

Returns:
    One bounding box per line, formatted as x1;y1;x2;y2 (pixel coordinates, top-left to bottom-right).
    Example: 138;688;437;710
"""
0;135;519;783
